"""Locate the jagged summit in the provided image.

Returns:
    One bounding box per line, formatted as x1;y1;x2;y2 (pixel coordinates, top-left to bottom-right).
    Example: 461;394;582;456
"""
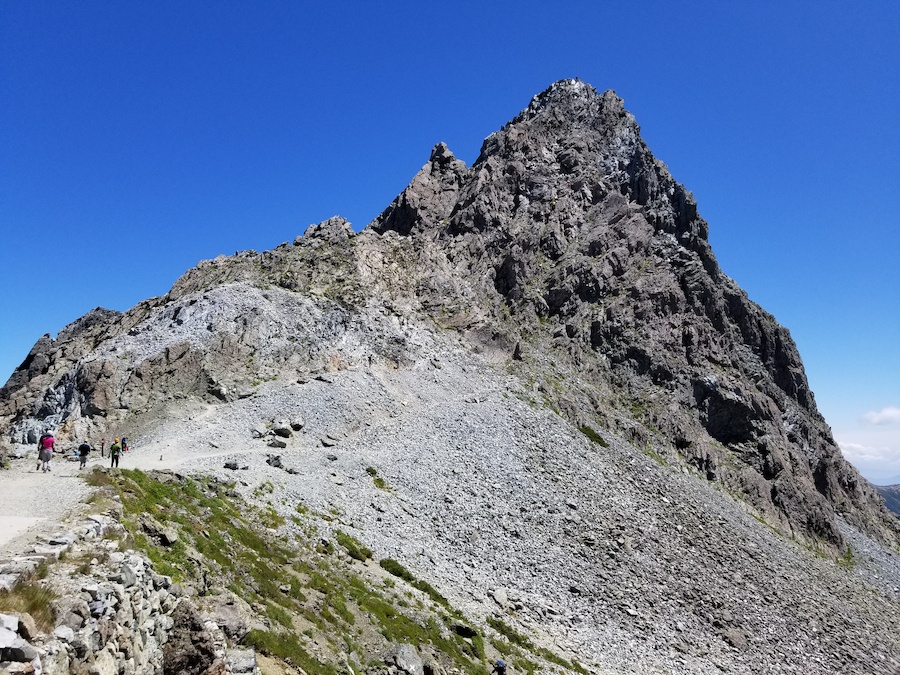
507;79;623;129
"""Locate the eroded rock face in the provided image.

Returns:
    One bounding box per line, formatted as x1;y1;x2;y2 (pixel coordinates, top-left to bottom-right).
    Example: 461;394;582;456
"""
163;602;224;675
1;79;896;552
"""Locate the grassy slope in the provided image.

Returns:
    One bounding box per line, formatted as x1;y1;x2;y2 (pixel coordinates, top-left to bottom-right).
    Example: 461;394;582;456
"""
86;468;588;675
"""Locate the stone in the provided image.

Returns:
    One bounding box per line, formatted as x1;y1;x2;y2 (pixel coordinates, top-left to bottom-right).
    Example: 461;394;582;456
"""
3;637;38;662
0;626;16;649
272;424;292;438
15;615;36;642
140;515;179;546
0;575;20;592
89;648;118;675
267;438;287;449
53;625;75;642
114;564;137;588
163;602;220;675
31;545;67;561
47;534;74;546
290;419;304;431
721;627;748;650
390;643;424;675
225;649;257;674
448;621;478;638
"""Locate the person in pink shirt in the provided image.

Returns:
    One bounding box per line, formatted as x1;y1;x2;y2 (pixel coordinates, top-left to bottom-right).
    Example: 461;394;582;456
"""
37;432;55;472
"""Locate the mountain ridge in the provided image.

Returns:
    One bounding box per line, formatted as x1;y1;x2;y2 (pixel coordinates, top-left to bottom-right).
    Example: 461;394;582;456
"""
2;80;895;550
1;78;899;674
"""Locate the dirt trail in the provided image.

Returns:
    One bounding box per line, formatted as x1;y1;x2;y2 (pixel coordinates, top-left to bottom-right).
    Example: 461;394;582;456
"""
0;441;265;556
0;453;93;556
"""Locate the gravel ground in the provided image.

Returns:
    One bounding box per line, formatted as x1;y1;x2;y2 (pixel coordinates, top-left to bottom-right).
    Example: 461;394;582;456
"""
3;335;900;674
0;450;93;556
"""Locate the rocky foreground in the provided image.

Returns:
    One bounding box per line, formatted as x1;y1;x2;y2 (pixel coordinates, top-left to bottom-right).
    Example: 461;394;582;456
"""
3;327;900;674
2;80;900;674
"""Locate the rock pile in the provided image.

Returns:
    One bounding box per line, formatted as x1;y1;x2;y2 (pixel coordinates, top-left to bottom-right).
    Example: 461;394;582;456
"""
0;510;259;675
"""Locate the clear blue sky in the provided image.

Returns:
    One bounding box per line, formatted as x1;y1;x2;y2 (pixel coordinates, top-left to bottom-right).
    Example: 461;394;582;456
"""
2;2;898;482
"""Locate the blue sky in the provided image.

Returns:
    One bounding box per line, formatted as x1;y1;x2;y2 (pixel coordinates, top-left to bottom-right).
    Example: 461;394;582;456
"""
2;2;898;482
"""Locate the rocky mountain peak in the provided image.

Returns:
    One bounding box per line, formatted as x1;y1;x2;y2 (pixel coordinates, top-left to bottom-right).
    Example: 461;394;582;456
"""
507;79;625;131
3;81;898;556
301;215;354;243
369;81;897;551
2;79;900;675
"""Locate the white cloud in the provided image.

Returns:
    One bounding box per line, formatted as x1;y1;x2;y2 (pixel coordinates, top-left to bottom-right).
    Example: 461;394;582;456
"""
863;406;900;425
839;441;894;464
836;426;900;485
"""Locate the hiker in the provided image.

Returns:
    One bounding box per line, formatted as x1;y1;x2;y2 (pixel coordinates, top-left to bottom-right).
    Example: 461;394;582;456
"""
38;431;55;473
110;438;122;468
491;660;507;675
100;437;106;458
37;433;48;470
78;440;91;469
121;436;129;453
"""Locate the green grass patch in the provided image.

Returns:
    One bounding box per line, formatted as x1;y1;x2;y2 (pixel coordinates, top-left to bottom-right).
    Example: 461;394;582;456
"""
334;530;372;562
379;559;448;608
0;575;57;632
267;602;294;629
579;425;609;447
486;617;583;673
261;506;285;529
837;545;855;569
487;616;535;651
243;629;338;675
366;466;389;491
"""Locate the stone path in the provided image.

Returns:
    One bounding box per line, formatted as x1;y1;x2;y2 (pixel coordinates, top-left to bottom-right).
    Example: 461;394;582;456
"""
0;454;93;556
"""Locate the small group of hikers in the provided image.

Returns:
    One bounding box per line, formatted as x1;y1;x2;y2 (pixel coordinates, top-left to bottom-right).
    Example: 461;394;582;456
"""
36;433;129;472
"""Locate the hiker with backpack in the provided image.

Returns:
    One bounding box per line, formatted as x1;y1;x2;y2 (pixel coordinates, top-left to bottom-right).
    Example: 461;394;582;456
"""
78;440;91;469
490;660;507;675
37;431;55;472
110;438;122;468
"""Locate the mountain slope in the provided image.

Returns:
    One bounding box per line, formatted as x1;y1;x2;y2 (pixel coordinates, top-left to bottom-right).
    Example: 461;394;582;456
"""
876;484;900;516
2;79;899;674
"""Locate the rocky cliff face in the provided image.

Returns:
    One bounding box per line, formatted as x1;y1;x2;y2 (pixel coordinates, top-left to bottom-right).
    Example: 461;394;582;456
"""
370;81;898;550
1;81;895;552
